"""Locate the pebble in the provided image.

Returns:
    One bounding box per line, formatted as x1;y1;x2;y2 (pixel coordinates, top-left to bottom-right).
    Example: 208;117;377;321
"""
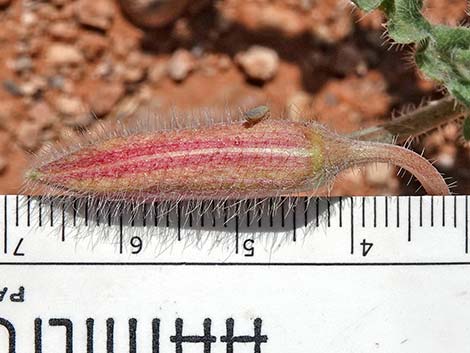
167;49;195;82
236;46;279;82
49;21;79;42
53;95;85;116
16;121;42;151
79;32;108;60
53;95;94;127
435;144;457;169
12;56;33;73
148;61;168;84
123;66;146;83
257;5;304;37
3;80;23;96
85;81;124;117
47;75;66;90
28;102;58;129
22;76;47;97
45;44;84;66
76;0;115;31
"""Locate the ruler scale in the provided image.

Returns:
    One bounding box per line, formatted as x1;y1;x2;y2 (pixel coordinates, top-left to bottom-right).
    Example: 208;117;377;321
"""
0;195;469;264
1;195;470;353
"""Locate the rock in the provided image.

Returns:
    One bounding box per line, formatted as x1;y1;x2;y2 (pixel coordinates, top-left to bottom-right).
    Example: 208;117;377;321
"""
148;61;168;84
53;95;84;116
28;102;58;128
85;81;124;117
53;95;93;127
45;44;84;66
123;66;146;83
435;144;457;169
47;75;65;90
257;5;304;37
49;21;79;42
236;46;279;82
118;0;192;28
94;60;114;78
79;32;108;60
21;11;38;27
167;49;194;82
16;121;42;151
12;56;33;73
76;0;115;31
19;76;47;97
3;80;23;96
310;1;353;44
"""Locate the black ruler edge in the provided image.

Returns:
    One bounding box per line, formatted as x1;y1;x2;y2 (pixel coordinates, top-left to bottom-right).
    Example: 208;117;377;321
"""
0;261;469;266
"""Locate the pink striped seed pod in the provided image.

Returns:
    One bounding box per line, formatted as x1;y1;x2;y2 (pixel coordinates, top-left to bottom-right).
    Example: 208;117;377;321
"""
25;108;450;201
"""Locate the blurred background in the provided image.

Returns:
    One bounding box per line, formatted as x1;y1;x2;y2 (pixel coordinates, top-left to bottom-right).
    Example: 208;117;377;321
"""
0;0;469;195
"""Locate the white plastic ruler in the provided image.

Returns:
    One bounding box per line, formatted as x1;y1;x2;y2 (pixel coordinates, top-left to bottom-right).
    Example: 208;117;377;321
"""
1;195;470;353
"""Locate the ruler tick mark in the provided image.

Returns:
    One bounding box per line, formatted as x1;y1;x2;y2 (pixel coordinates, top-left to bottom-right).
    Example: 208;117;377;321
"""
454;195;457;228
38;198;42;227
61;203;65;242
350;197;354;255
419;196;423;227
442;196;446;227
373;196;377;228
431;196;434;227
385;197;389;227
200;201;205;227
177;203;181;241
408;197;412;242
304;197;308;227
15;195;19;227
466;196;468;254
281;199;285;228
315;198;319;227
339;197;343;227
4;195;7;254
327;199;331;227
119;213;123;254
50;201;54;227
397;197;400;228
27;196;31;227
129;318;137;353
293;203;297;242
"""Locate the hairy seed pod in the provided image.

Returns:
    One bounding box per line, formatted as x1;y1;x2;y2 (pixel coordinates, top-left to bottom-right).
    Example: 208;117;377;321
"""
25;108;450;201
118;0;191;28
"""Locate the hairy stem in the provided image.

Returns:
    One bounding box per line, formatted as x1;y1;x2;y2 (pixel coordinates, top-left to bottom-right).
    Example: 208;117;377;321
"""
348;96;465;143
346;140;450;195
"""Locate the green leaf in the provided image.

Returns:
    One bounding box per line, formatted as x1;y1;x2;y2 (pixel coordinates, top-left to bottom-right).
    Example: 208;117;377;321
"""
352;0;384;12
354;0;470;107
384;0;431;43
463;117;470;141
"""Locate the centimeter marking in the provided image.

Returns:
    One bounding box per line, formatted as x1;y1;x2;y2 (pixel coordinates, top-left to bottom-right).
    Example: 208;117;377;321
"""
0;195;469;265
4;195;467;236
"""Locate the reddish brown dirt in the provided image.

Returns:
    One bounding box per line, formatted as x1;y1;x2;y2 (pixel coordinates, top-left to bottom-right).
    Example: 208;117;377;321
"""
0;0;468;196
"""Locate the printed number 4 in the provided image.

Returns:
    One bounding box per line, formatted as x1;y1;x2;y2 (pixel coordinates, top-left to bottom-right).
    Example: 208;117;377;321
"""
361;239;373;257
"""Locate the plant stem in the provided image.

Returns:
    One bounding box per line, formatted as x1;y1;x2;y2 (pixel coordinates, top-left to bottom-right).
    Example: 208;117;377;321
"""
348;96;466;143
